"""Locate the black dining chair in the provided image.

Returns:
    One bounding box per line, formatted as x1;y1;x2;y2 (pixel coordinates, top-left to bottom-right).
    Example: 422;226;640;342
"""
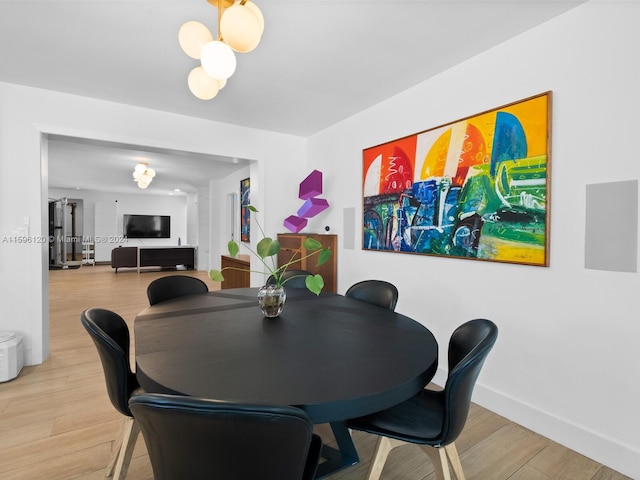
146;275;208;306
345;280;399;311
81;308;143;480
345;318;498;480
129;393;322;480
266;269;313;289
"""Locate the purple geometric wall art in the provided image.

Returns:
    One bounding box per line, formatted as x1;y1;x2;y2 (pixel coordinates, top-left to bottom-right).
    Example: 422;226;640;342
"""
298;170;323;200
283;170;330;233
297;197;329;218
284;215;308;233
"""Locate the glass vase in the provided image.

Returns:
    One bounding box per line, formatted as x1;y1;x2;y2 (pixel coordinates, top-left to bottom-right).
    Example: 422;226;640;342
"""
257;285;287;318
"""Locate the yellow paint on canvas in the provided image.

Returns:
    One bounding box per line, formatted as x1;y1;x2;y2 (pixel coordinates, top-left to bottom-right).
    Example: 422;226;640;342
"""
497;94;548;157
417;94;549;183
420;127;451;179
457;94;548;164
478;235;546;265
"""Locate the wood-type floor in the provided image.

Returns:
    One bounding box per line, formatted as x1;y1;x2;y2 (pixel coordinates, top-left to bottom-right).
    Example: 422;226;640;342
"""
0;265;631;479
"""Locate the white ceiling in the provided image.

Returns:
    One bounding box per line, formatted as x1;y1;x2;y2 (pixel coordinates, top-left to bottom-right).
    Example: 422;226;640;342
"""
0;0;583;195
46;135;252;196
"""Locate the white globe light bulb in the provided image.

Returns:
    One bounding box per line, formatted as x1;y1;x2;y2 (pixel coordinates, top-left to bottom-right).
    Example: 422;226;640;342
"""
220;3;262;53
200;41;237;80
244;2;264;36
188;66;221;100
178;21;213;59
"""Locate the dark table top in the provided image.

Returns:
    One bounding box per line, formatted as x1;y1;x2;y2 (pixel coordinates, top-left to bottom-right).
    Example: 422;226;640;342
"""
135;287;438;424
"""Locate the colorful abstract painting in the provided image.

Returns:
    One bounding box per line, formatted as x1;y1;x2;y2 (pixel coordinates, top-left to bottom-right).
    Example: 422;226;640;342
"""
240;177;250;242
362;92;551;266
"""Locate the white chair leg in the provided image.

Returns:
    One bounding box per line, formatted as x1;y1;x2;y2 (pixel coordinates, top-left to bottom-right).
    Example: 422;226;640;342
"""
421;445;452;480
366;436;405;480
444;443;465;480
110;417;140;480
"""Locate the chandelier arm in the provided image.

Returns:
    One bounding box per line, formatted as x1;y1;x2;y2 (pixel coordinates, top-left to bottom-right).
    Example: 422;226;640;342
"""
217;0;223;41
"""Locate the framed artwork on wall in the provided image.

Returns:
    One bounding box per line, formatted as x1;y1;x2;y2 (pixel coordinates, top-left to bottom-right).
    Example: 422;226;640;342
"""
362;91;552;266
240;177;250;242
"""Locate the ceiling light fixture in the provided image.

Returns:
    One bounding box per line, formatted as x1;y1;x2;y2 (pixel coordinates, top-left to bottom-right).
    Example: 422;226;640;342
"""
178;0;264;100
133;162;156;189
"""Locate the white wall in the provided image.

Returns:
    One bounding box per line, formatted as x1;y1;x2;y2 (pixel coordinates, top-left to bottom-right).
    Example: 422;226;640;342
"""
197;185;212;271
210;165;251;271
186;192;199;249
308;3;639;477
0;81;306;367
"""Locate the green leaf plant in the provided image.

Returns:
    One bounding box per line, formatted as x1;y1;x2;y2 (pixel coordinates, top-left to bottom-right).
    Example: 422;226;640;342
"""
209;206;331;295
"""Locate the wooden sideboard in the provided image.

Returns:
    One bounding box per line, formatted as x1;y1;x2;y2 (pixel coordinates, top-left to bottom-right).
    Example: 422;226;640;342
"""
220;254;250;289
277;233;337;293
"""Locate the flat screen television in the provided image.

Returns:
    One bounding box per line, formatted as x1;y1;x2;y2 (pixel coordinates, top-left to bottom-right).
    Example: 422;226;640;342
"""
123;214;170;239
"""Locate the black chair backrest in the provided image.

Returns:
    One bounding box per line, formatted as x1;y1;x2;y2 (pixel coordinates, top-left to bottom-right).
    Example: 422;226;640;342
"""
266;269;312;289
345;280;399;311
147;275;208;305
439;318;498;446
81;308;139;417
129;393;319;480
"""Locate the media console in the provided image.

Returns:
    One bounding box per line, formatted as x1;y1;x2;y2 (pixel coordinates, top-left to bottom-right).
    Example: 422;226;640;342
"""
138;246;196;273
111;246;196;273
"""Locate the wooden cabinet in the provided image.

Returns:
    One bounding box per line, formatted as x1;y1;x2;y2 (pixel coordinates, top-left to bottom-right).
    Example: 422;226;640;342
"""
111;246;196;273
220;254;250;289
139;247;196;272
277;233;337;293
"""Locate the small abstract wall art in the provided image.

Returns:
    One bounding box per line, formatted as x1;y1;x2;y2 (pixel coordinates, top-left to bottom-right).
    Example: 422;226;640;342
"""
284;170;330;233
362;92;551;266
240;177;250;242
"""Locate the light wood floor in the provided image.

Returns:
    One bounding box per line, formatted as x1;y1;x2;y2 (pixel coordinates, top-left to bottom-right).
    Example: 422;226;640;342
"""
0;265;630;480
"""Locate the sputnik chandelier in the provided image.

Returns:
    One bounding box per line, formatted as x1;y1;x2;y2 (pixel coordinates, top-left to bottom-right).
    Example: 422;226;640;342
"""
133;162;156;189
179;0;264;100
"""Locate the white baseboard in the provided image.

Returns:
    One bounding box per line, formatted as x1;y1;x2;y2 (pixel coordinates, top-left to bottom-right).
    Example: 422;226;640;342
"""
465;378;640;479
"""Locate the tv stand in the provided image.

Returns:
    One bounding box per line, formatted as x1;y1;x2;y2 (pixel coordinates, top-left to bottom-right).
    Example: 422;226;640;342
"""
111;246;197;273
138;246;196;273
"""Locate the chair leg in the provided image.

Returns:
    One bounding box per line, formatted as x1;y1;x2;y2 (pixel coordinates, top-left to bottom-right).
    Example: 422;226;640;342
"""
106;418;127;477
420;442;465;480
421;446;452;480
107;417;140;479
444;443;465;480
365;436;405;480
105;438;120;477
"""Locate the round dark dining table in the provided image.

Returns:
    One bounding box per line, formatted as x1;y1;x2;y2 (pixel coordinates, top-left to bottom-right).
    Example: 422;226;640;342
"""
134;287;438;478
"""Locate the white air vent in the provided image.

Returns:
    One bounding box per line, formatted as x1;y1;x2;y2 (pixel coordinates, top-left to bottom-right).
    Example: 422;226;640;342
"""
0;332;24;382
